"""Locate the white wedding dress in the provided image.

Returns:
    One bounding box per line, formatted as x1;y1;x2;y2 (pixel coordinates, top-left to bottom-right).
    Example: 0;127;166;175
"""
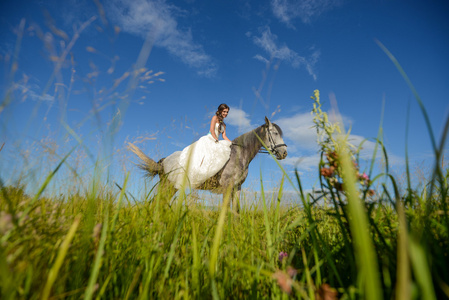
163;123;232;189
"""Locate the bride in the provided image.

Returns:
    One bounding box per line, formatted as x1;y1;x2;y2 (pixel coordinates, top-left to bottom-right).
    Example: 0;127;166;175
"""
163;104;232;189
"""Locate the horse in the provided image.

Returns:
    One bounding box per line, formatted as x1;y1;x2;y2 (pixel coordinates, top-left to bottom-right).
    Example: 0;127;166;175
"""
128;116;287;212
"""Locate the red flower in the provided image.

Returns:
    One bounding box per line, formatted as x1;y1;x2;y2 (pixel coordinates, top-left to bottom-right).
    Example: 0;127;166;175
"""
273;271;293;294
316;283;338;300
321;167;334;177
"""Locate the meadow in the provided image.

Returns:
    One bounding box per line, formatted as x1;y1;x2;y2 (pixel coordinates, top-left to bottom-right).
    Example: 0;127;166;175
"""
1;87;448;299
1;12;448;300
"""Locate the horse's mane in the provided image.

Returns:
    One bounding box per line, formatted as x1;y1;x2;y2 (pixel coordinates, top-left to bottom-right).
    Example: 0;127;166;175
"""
272;123;283;137
232;122;283;149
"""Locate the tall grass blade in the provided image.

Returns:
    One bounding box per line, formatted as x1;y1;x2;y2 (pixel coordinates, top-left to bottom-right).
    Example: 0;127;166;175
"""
139;255;161;300
209;188;232;277
405;102;413;204
260;170;273;263
84;210;109;300
0;247;14;299
436;115;449;230
376;41;449;254
62;121;95;163
274;175;284;254
110;173;130;234
0;177;18;228
295;171;346;288
337;136;382;300
191;221;200;294
356;95;385;180
21;146;76;221
375;39;437;152
395;201;410;299
409;238;436;299
163;212;187;281
95;273;112;300
42;216;81;300
302;248;316;300
124;267;142;300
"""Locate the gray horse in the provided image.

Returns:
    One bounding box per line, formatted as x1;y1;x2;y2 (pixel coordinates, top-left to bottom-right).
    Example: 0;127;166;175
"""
128;117;287;211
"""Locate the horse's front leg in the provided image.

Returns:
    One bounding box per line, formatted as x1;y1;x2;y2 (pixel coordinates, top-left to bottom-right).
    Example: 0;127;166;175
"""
222;185;241;215
223;186;233;209
231;185;241;214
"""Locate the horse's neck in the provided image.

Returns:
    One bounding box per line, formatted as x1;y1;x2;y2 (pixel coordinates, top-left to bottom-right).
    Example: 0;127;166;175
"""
234;127;264;163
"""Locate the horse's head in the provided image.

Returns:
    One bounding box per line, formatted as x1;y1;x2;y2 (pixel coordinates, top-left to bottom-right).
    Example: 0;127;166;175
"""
263;116;287;160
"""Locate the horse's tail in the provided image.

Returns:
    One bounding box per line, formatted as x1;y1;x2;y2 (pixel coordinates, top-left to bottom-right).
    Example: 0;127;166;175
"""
127;143;163;176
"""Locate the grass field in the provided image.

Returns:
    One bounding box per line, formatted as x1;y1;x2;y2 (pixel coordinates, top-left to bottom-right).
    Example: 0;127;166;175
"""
1;88;448;299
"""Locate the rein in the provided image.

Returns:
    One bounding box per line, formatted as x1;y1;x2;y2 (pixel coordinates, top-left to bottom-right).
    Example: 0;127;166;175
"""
231;128;286;155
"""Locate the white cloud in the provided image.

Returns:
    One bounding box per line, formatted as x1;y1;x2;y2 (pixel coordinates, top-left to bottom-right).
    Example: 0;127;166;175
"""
271;0;343;26
275;112;318;150
227;106;254;133
273;110;399;171
282;153;320;171
107;0;217;77
251;27;320;80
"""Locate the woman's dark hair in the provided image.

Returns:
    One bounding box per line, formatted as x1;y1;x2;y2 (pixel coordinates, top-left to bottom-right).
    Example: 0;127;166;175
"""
215;103;229;133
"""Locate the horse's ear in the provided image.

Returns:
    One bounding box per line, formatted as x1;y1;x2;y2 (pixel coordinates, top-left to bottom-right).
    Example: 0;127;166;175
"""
264;116;272;128
265;116;270;125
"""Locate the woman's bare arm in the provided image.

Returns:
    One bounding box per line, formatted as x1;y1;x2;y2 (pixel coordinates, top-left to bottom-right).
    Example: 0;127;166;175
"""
222;126;231;142
210;115;219;142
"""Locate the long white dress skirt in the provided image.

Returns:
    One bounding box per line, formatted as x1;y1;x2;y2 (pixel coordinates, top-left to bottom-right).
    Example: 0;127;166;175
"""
163;131;232;189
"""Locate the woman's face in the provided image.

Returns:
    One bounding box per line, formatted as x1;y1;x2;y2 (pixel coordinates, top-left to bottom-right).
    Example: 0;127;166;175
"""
221;109;229;119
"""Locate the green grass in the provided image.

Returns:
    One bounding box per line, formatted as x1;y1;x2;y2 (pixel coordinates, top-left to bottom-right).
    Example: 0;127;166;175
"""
0;152;448;299
1;87;448;298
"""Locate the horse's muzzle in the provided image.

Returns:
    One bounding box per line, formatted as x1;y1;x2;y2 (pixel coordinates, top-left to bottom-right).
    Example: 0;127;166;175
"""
275;146;287;160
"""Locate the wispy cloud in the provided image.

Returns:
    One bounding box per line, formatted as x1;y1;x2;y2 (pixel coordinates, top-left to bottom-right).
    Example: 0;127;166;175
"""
271;0;343;26
107;0;217;77
250;27;320;80
14;84;55;103
253;54;269;64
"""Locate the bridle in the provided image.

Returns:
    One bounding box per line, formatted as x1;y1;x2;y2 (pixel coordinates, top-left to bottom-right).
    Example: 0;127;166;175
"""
258;127;287;156
231;126;287;157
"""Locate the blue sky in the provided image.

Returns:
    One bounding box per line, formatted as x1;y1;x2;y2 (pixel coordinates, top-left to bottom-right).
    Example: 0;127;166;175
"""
1;0;448;197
